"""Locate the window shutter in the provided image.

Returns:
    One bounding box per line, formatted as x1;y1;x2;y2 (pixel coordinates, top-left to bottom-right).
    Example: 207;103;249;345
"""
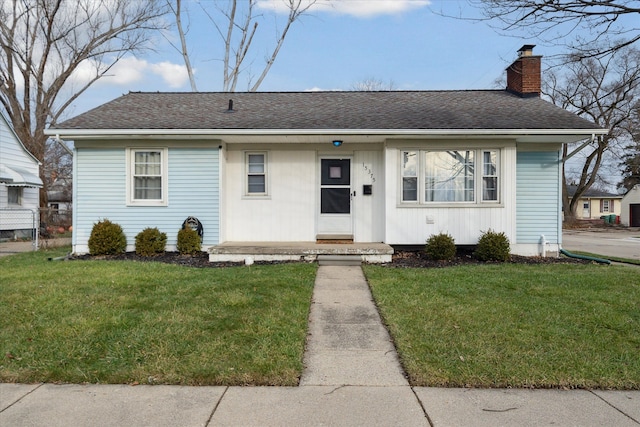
600;199;604;213
611;200;615;212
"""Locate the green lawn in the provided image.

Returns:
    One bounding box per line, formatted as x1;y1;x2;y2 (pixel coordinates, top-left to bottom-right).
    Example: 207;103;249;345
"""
364;263;640;389
1;247;316;386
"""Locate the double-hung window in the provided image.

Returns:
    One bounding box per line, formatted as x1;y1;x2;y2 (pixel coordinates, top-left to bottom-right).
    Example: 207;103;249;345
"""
400;148;500;204
246;152;267;196
127;148;168;206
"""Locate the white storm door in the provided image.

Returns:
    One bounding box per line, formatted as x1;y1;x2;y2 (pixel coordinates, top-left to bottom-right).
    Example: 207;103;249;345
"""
317;158;353;236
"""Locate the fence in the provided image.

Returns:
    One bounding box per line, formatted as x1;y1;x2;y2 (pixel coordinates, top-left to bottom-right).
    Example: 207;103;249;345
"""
0;208;39;251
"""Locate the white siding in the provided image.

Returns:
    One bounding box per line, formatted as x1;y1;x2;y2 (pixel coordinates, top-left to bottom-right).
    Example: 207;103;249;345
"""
0;113;41;231
353;150;385;242
384;144;517;245
225;149;317;241
515;150;562;246
73;146;219;253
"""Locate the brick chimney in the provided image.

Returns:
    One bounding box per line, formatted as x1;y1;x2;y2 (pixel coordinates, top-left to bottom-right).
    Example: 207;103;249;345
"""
506;45;541;97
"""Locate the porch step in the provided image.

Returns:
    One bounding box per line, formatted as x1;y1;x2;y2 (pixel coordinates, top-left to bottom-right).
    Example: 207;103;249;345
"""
208;242;393;264
317;254;362;266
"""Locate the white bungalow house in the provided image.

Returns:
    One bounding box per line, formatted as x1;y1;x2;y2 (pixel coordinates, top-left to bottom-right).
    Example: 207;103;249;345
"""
0;111;43;240
46;46;607;260
621;185;640;227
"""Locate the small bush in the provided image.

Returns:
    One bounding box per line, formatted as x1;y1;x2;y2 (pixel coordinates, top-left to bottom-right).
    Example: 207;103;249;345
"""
177;227;201;255
474;229;510;262
88;219;127;255
135;227;167;256
425;233;456;261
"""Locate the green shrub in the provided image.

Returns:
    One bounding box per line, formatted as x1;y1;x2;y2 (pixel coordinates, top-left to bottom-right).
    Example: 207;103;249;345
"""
425;233;456;261
474;229;511;262
177;227;201;255
135;227;167;256
88;219;127;255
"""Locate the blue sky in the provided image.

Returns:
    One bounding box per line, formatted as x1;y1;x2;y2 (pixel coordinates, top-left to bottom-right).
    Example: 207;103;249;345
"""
67;0;549;118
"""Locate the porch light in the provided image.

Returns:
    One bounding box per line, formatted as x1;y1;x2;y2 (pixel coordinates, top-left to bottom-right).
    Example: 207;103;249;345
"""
332;140;343;147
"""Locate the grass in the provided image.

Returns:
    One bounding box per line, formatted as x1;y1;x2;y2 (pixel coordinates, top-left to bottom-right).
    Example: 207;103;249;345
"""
0;247;316;386
364;263;640;389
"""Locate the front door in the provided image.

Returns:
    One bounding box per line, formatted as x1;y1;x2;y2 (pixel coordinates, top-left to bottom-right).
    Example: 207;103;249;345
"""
317;158;353;238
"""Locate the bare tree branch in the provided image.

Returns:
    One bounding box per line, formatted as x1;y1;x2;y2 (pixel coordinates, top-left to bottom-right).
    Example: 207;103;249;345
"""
471;0;640;60
192;0;316;92
543;46;640;220
0;0;168;208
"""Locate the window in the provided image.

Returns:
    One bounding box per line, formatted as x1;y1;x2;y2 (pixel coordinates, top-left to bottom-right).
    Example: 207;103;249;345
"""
425;150;474;202
601;200;611;213
482;150;498;201
246;152;267;195
401;149;500;204
8;187;22;205
127;148;167;206
401;151;418;202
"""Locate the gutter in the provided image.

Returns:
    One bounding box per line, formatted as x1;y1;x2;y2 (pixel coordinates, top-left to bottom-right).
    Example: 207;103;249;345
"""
45;128;609;140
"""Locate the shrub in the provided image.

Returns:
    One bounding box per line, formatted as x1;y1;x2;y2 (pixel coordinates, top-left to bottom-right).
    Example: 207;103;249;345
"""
135;227;167;256
474;229;511;262
88;219;127;255
177;226;201;255
425;233;456;261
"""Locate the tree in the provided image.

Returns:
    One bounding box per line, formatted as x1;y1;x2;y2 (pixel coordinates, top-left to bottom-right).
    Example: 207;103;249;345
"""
473;0;640;59
543;46;640;221
176;0;316;92
0;0;167;207
618;105;640;192
350;77;397;91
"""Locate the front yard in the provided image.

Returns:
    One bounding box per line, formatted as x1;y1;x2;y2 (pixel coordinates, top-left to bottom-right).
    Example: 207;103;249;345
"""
364;263;640;389
2;247;638;389
0;247;316;386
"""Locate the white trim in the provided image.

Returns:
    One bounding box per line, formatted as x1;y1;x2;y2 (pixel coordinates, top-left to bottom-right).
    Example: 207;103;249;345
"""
398;148;502;206
243;151;269;197
46;128;609;142
125;148;168;206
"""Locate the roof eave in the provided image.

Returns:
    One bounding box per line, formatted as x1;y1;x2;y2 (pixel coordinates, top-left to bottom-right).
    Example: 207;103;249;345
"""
46;128;608;144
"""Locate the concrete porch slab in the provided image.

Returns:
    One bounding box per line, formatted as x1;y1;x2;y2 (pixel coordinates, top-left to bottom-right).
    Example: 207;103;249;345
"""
209;241;393;264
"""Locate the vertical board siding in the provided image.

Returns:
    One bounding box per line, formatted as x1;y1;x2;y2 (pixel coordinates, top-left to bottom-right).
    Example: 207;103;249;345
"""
225;149;316;241
74;147;219;252
383;145;517;245
354;151;384;242
516;151;560;243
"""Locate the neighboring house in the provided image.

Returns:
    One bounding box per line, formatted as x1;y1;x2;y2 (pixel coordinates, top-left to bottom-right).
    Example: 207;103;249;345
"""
0;111;43;239
567;185;623;221
47;46;607;258
47;177;73;229
621;185;640;227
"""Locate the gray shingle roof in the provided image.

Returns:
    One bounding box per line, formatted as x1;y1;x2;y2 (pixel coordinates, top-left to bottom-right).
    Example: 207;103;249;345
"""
53;90;602;131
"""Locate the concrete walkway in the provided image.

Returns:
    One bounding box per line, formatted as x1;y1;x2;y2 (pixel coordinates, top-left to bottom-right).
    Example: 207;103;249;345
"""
1;266;639;426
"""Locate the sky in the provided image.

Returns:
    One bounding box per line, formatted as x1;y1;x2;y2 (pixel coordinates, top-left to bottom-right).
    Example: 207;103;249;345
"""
65;0;549;118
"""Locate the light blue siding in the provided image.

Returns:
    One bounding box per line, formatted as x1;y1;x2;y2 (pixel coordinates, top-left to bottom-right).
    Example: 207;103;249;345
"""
75;147;219;251
516;151;561;244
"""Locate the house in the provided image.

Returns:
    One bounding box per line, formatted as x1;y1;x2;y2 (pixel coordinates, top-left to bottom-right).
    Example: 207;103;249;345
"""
621;185;640;227
46;46;607;260
567;185;623;221
0;111;43;239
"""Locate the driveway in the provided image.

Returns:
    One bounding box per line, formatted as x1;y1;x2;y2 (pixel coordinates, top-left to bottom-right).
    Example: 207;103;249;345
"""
562;228;640;261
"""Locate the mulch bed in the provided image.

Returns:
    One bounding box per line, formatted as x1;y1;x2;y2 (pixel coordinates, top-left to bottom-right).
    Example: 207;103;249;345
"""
72;248;592;269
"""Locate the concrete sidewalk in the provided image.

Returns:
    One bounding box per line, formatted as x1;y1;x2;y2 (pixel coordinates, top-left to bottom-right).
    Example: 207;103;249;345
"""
1;266;639;426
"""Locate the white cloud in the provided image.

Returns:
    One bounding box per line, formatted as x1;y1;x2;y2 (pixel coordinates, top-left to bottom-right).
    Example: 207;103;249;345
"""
69;57;190;89
149;61;191;88
257;0;430;18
